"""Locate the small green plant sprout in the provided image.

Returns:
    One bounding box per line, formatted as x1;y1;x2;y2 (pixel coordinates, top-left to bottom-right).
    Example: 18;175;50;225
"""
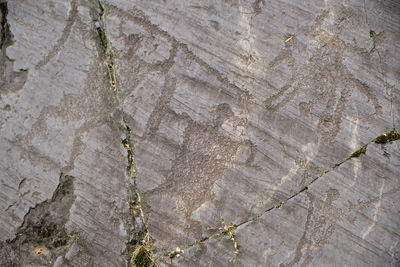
208;217;240;263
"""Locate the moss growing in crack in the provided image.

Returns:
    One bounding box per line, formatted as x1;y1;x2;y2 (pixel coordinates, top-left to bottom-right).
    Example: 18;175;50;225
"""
347;146;367;160
96;1;120;102
96;2;109;54
96;2;152;264
322;168;332;175
132;246;153;267
97;27;107;50
275;200;286;209
373;131;400;144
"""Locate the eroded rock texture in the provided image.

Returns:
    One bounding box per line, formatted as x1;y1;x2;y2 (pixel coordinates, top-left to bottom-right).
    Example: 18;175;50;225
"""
0;0;399;266
0;1;141;266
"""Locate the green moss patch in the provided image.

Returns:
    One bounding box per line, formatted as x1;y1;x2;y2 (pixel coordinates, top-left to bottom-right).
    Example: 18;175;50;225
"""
373;131;400;144
132;246;152;267
347;146;367;160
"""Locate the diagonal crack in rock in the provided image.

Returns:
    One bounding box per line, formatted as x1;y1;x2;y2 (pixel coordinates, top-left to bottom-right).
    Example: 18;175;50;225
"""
163;130;400;262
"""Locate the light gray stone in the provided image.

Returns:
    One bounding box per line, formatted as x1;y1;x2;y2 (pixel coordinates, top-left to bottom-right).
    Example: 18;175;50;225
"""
1;0;138;266
0;0;399;266
103;1;399;265
172;142;400;266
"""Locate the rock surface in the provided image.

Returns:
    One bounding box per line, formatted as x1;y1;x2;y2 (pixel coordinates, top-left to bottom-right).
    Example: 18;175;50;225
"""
0;0;399;266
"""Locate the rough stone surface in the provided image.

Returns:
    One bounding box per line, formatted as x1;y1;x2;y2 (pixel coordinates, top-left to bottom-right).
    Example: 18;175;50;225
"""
171;142;400;266
0;1;135;266
0;0;399;266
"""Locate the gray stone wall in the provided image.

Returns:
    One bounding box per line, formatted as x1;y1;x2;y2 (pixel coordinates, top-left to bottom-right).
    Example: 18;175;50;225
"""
0;0;399;266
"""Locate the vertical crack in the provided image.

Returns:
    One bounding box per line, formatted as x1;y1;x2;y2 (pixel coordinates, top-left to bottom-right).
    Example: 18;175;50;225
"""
0;1;28;94
0;2;8;49
95;1;153;266
96;1;121;104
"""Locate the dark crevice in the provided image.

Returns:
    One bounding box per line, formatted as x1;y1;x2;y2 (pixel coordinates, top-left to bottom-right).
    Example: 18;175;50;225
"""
0;2;9;49
95;1;153;266
0;2;28;94
0;174;78;266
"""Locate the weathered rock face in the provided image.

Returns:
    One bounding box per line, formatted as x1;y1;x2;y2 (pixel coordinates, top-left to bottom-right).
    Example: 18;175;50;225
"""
0;0;399;266
0;1;142;266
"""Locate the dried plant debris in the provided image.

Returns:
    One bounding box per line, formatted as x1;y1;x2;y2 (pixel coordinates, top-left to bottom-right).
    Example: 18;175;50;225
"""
208;217;240;263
